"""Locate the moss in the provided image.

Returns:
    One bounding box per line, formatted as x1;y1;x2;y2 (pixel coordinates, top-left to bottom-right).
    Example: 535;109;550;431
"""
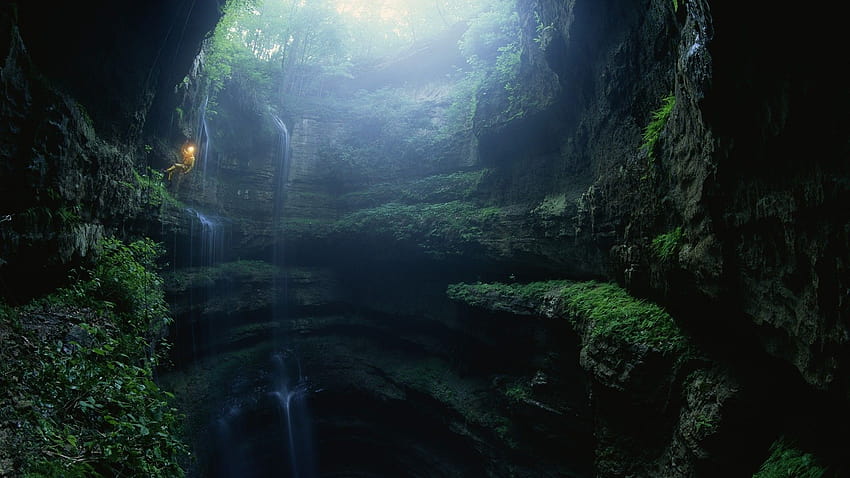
447;280;569;310
340;170;490;209
753;438;827;478
561;281;688;354
448;280;688;355
331;201;502;256
163;260;280;293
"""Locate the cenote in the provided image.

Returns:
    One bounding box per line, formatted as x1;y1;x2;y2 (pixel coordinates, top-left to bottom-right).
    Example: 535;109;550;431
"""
1;0;849;477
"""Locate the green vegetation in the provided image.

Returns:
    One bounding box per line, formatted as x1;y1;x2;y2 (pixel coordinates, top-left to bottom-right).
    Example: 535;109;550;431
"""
340;170;490;208
19;205;81;228
505;382;532;403
0;238;187;477
448;280;688;354
651;227;683;262
447;280;569;310
132;168;183;209
753;438;827;478
204;0;498;101
164;260;280;293
533;11;555;51
641;94;676;163
561;281;688;354
332;201;502;255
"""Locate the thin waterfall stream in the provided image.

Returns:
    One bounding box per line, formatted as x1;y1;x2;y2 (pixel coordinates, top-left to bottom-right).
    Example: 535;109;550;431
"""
196;95;212;191
178;113;317;477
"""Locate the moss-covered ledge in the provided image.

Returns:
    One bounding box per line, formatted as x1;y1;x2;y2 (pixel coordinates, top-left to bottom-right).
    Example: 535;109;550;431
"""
447;280;690;356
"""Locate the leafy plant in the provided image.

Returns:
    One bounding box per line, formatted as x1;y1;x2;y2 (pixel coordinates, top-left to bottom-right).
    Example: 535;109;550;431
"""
641;94;676;163
651;227;683;262
133;168;182;209
505;383;531;403
0;237;187;476
753;438;827;478
533;11;555;51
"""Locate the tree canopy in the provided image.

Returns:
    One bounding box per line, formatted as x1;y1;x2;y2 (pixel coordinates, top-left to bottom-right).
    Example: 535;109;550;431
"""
202;0;520;102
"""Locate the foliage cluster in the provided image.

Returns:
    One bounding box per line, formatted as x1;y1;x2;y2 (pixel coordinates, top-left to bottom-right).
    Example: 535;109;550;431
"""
504;382;532;403
331;201;502;255
19;205;81;229
130;168;183;209
447;280;688;354
0;238;187;477
641;94;676;163
651;226;683;262
533;11;555;51
324;87;443;177
753;438;827;478
204;0;496;104
446;280;569;310
457;0;530;120
340;170;489;209
560;281;688;354
163;260;280;293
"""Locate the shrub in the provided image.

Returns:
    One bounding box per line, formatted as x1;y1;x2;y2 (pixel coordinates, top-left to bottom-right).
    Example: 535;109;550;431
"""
0;237;187;477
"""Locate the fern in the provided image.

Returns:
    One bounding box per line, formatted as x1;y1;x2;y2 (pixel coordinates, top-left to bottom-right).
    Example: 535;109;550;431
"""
641;94;676;163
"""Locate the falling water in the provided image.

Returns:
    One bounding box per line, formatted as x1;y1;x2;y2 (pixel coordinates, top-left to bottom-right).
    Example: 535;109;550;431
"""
183;208;227;360
270;350;316;478
187;207;224;267
270;113;291;313
270;114;291;219
196;95;212;191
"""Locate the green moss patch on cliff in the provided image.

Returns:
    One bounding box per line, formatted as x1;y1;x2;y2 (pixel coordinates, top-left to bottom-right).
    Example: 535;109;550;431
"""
340;170;491;209
163;260;280;294
0;238;187;477
336;201;502;257
448;280;688;355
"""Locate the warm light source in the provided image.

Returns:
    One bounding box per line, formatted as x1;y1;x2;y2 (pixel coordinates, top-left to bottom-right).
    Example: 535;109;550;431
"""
187;146;195;153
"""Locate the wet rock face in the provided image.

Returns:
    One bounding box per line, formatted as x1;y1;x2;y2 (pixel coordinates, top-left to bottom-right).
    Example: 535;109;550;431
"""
162;261;594;477
13;0;222;140
0;13;133;297
1;2;220;299
665;1;850;389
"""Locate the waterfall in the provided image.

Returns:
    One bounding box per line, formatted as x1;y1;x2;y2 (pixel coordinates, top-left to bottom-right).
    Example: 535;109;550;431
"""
270;114;291;312
196;95;212;191
187;207;224;267
271;114;291;219
183;208;227;360
270;350;316;478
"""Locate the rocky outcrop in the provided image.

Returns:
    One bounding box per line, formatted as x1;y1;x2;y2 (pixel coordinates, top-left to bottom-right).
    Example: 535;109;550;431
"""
161;263;594;477
1;11;139;298
14;0;222;141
